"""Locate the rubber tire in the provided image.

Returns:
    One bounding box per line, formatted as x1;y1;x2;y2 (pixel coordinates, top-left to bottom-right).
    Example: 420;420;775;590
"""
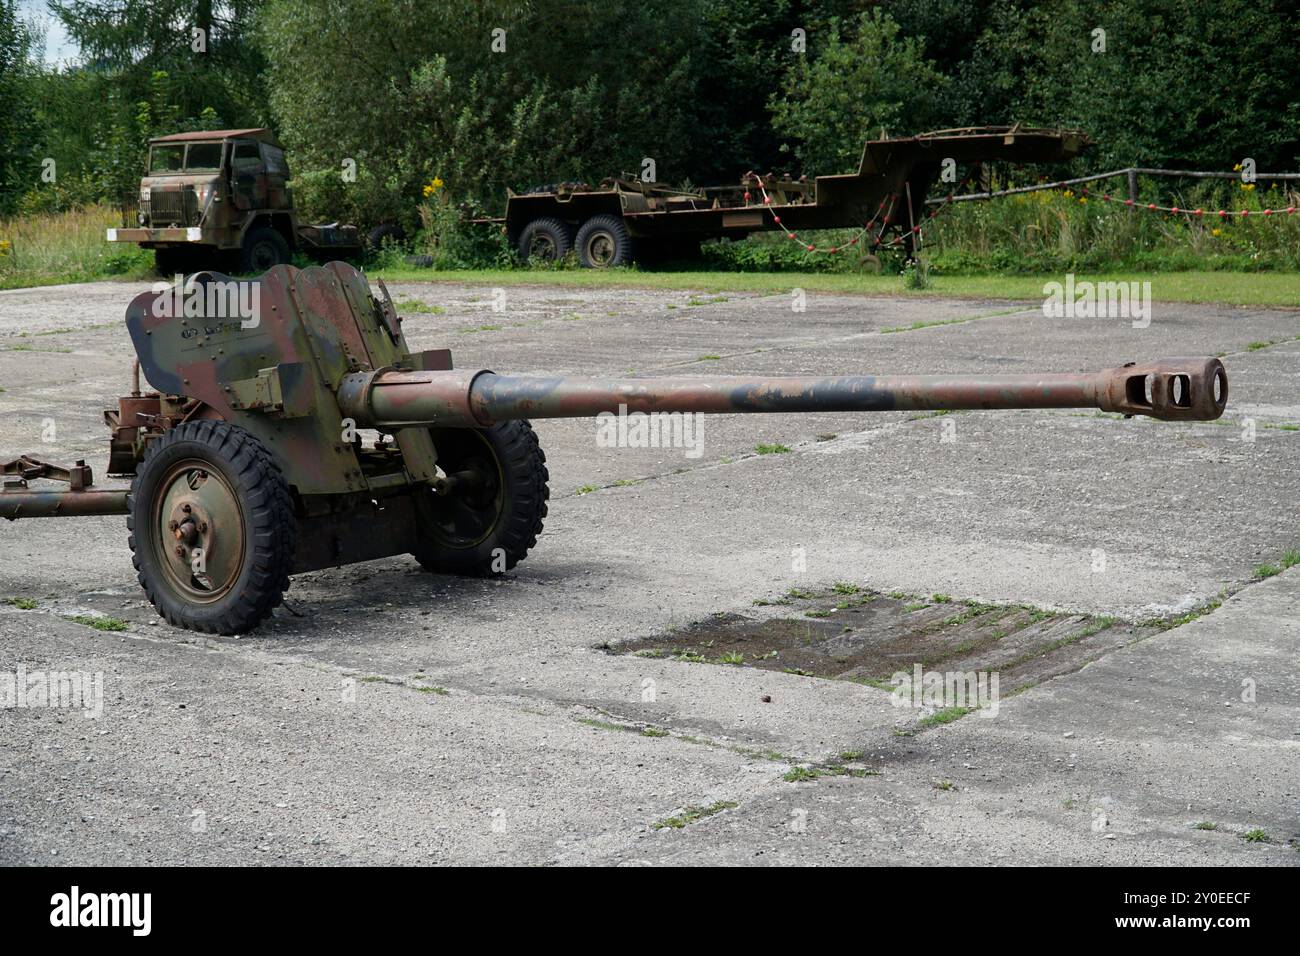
575;214;632;268
412;421;549;576
154;246;198;277
129;420;297;634
367;221;406;253
516;217;572;264
239;227;292;274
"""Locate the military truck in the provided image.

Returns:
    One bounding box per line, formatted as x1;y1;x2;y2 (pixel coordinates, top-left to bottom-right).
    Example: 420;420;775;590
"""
498;126;1092;267
107;128;362;275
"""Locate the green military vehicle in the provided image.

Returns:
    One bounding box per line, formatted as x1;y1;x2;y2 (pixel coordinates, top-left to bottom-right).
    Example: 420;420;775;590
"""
108;128;362;274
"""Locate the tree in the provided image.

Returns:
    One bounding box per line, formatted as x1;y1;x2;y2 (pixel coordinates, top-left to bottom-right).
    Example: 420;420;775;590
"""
0;0;37;212
768;9;949;176
258;0;701;225
51;0;268;124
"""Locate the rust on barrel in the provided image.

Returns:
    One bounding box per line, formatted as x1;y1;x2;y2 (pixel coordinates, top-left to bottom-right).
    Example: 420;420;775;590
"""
336;358;1227;429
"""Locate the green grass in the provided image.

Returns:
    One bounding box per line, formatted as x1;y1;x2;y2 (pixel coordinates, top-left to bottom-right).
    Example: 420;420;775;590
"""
755;442;792;455
63;614;128;632
650;800;738;830
1242;828;1270;843
0;204;154;290
4;596;37;610
369;266;1300;307
576;717;636;733
1252;550;1300;580
917;706;973;729
783;764;879;782
1193;821;1218;831
574;483;599;495
395;298;445;314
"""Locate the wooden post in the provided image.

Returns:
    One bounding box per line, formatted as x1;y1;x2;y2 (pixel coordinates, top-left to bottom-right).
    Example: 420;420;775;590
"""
1127;168;1139;216
905;181;918;261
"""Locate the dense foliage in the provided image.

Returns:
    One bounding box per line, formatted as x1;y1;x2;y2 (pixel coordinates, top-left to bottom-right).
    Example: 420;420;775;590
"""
2;0;1297;228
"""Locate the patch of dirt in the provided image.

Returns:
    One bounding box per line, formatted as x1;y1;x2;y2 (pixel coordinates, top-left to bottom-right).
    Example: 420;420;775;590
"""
613;588;1159;692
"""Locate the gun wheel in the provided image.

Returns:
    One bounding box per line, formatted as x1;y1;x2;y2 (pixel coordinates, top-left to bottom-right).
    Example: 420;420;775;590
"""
129;421;296;634
413;421;549;576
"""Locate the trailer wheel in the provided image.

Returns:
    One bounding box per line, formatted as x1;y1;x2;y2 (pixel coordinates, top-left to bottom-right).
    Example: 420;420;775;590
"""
412;421;549;576
128;421;297;634
575;214;632;268
516;217;572;264
240;227;292;273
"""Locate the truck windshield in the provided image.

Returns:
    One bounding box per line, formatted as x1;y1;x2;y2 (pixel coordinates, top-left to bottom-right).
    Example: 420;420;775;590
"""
184;143;223;171
149;145;185;173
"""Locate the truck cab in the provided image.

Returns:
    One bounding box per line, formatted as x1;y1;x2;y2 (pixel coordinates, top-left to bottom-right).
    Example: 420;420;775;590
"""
108;128;359;275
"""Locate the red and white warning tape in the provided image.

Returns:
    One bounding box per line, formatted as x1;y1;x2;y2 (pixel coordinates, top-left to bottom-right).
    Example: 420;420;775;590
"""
1077;186;1297;218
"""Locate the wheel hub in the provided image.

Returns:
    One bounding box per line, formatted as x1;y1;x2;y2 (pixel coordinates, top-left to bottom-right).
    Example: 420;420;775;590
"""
529;235;557;260
251;243;279;270
154;463;244;600
587;233;615;266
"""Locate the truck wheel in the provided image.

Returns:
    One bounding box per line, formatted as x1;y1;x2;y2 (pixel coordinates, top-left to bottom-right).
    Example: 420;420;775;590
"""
516;217;572;264
575;214;632;268
128;420;297;635
240;227;292;273
412;421;549;576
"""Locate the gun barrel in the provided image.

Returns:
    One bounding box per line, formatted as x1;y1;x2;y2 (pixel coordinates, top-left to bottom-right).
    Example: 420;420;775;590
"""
337;357;1226;430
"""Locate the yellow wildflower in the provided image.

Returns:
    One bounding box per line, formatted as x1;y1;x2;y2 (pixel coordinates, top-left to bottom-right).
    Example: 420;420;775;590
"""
422;176;446;198
1240;182;1255;191
0;239;10;256
1211;228;1222;237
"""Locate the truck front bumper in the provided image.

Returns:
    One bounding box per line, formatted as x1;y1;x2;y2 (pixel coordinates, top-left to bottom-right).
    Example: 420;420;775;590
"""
106;227;207;244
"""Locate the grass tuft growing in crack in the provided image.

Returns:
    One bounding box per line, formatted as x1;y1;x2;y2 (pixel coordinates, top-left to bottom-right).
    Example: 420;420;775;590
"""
650;800;738;830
